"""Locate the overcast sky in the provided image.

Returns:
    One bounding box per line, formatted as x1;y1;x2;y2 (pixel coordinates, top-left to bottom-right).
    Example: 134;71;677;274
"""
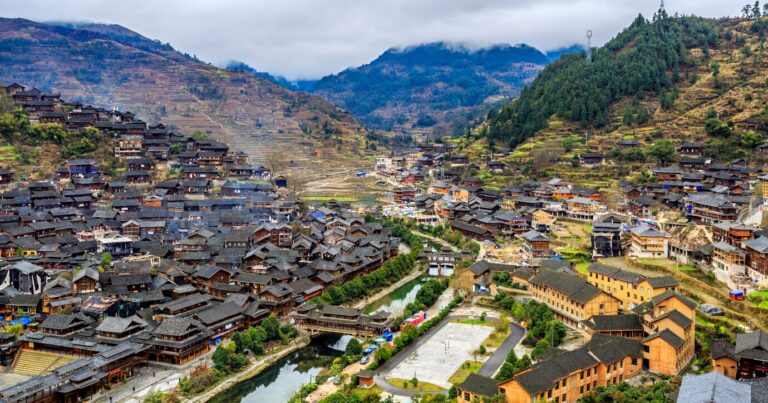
3;0;737;80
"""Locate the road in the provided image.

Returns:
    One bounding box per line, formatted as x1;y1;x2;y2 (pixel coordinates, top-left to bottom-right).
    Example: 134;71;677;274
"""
477;322;525;378
373;315;524;396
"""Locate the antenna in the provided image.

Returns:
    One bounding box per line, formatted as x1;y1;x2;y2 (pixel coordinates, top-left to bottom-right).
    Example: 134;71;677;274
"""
660;0;665;10
586;30;593;63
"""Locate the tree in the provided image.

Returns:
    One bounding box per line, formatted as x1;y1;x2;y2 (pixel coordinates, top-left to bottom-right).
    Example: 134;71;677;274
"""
644;140;675;163
261;315;281;341
744;3;754;18
705;118;732;137
623;106;634;126
562;137;575;152
636;107;650;125
100;252;113;268
660;91;675;110
741;131;764;148
345;338;363;356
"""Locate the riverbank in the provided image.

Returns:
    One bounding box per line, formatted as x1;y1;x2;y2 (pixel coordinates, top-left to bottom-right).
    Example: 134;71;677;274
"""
350;267;424;310
188;336;311;403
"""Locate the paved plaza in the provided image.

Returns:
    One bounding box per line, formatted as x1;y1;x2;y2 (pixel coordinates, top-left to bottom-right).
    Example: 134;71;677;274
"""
386;322;493;388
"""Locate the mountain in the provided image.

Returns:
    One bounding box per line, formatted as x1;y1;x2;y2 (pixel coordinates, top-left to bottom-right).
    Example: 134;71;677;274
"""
226;62;318;92
0;18;371;181
309;41;555;135
545;44;585;61
225;61;294;89
480;11;768;180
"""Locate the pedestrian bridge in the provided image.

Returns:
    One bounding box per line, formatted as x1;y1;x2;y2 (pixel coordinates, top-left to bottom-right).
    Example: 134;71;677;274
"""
291;304;393;338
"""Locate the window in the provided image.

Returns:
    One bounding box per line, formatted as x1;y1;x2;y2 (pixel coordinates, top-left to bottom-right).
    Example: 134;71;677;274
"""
548;390;552;399
464;392;470;401
562;379;566;387
599;303;604;309
644;345;650;353
580;371;584;380
580;386;584;394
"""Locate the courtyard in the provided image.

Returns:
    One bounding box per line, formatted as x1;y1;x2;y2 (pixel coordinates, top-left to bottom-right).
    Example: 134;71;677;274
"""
385;322;493;389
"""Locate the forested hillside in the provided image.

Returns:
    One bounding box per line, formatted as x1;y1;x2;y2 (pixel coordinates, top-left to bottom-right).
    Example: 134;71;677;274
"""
459;7;768;192
311;42;554;136
486;11;720;147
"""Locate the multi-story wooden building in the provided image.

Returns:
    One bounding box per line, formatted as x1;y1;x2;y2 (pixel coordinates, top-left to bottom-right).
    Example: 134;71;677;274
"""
498;335;643;403
632;291;697;376
565;196;600;220
521;230;552;266
735;329;768;379
591;221;623;258
743;236;768;287
528;270;620;328
147;317;211;365
586;263;678;310
712;241;747;283
629;226;668;259
712;222;755;246
687;194;738;224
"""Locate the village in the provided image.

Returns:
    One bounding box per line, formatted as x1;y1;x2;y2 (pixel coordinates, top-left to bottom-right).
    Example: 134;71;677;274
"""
1;75;768;403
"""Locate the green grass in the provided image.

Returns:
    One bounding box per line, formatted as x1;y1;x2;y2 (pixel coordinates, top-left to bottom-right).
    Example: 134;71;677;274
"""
676;265;699;272
696;316;715;328
0;145;21;162
349;386;383;398
386;378;444;392
452;318;495;326
575;262;590;275
448;361;484;385
748;291;768;300
483;324;512;348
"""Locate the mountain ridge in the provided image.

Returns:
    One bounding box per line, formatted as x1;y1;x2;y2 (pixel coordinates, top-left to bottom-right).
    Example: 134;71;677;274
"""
307;41;561;135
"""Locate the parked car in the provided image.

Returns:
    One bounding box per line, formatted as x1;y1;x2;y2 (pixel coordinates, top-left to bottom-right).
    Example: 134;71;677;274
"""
360;355;370;365
362;345;378;355
699;304;724;316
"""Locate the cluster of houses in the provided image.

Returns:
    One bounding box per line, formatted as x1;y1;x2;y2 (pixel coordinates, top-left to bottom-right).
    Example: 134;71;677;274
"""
458;257;696;402
3;83;273;186
0;85;410;402
378;140;768;294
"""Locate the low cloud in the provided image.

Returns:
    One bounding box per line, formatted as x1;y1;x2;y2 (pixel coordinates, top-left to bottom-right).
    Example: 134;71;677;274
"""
3;0;736;80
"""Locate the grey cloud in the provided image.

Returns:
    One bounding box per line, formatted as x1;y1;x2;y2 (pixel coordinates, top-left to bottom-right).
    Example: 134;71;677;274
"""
2;0;737;79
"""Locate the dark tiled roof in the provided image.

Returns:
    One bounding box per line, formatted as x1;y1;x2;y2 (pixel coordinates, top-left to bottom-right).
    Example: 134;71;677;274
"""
457;373;498;397
645;276;679;288
582;314;643;331
529;270;602;304
643;328;684;349
711;340;736;361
